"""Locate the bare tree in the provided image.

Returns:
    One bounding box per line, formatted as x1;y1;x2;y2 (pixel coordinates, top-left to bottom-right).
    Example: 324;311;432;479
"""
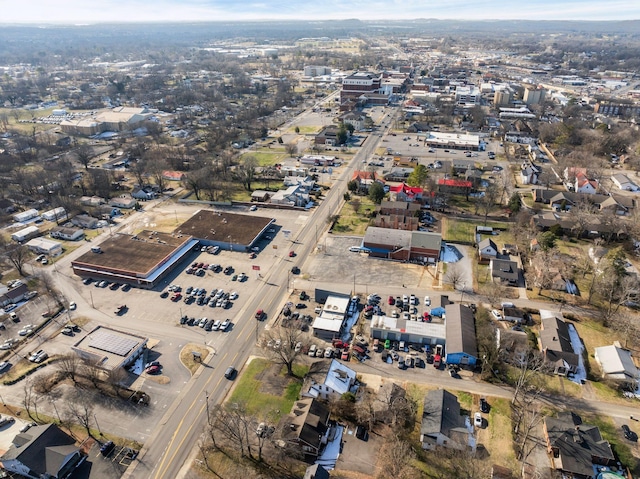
212;402;254;458
377;435;415;479
444;263;466;291
262;327;306;376
285;142;297;157
0;239;31;277
55;354;82;384
75;144;94;170
234;155;258;191
66;391;96;439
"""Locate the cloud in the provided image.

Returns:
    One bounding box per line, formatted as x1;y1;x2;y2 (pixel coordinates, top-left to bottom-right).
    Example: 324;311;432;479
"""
1;0;638;23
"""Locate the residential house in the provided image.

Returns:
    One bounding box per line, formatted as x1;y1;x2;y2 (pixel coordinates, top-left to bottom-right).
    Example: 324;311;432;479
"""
478;238;498;261
496;328;529;365
451;159;477;175
444;304;478;367
351;170;384;192
388;183;423;202
251;190;271;202
594;343;639;385
544;412;615;479
131;187;156;200
520;163;540;185
0;282;28;307
420;389;475;452
281;398;330;459
110;195;137;209
575;172;598;194
50;226;85;242
302;359;357;400
270;184;310;207
611;173;637;192
0;424;86;479
489;258;519;286
162;170;186;182
25;238;63;256
11;225;40;243
406;121;431;133
71;214;99;229
437;178;472;196
80;196;105;207
383;167;414;182
538;311;579;376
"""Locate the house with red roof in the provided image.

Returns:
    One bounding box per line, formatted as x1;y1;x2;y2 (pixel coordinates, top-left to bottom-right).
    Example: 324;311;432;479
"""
574;172;598;194
388;183;423;201
162;170;186;182
350;170;384;192
437;178;472;198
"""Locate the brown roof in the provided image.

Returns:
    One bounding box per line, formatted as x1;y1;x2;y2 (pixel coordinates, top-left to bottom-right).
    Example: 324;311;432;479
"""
72;231;191;277
174;209;274;247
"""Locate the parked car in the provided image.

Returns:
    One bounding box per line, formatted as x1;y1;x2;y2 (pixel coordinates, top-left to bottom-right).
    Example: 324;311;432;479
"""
355;425;369;441
480;397;490;414
100;441;116;457
474;412;483;428
308;344;317;357
491;309;503;321
28;350;48;363
145;365;161;375
424;296;431;306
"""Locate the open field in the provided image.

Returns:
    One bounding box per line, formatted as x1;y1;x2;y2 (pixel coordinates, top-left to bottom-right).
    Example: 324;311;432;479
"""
332;196;376;236
227;358;307;420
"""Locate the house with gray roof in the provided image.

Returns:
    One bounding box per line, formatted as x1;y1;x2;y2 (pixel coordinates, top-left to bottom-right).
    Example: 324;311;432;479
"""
478;238;498;261
301;359;357;400
444;304;478;367
489;258;519;286
281;398;330;459
544;412;615;479
538;311;579;376
420;389;475;452
0;424;86;479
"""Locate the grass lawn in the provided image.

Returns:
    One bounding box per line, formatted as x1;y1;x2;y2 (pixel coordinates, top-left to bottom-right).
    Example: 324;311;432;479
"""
442;217;513;244
332;196;376;236
481;397;518;473
240;151;288;166
228;358;307;420
286;125;321;134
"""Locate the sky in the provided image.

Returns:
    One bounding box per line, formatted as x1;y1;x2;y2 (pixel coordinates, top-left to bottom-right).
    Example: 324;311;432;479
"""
0;0;639;24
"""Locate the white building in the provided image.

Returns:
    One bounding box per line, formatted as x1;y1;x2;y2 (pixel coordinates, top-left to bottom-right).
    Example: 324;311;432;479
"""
41;207;67;222
594;343;639;384
13;209;39;223
311;295;351;340
11;225;40;243
302;359;357;400
611;173;637;192
25;237;63;256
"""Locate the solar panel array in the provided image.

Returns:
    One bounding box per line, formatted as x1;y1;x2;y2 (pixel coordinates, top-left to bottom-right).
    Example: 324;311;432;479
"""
89;330;139;356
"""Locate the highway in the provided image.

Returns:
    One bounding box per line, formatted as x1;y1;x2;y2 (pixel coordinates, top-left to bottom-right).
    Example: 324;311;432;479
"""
119;108;398;478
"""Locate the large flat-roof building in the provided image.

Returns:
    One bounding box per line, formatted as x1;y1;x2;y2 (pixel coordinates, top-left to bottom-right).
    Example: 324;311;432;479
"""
175;209;274;252
71;231;197;288
370;315;446;346
363;227;442;263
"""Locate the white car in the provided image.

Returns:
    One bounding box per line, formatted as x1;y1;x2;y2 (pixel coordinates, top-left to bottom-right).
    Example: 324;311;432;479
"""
424;296;431;306
409;294;416;305
294;342;302;352
229;291;238;300
491;310;503;321
249;205;258;211
402;294;408;304
69;302;77;311
474;412;483;428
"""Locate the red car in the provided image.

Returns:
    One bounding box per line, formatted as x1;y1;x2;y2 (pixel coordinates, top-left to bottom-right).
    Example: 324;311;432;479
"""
255;309;265;320
249;252;257;259
288;251;295;257
423;312;431;322
388;295;395;305
145;365;160;375
341;350;350;361
171;293;182;302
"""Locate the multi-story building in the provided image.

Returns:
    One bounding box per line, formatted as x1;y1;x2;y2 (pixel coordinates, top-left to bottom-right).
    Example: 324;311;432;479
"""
340;71;383;103
523;85;546;105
